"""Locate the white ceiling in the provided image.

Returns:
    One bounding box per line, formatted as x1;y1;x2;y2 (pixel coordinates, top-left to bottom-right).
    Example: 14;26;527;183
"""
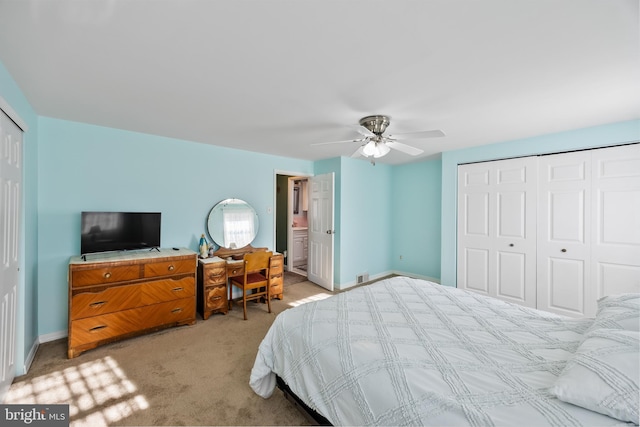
0;0;638;165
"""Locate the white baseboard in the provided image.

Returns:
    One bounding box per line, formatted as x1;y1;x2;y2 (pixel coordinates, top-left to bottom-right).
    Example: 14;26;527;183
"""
23;340;38;375
23;330;67;374
39;330;67;343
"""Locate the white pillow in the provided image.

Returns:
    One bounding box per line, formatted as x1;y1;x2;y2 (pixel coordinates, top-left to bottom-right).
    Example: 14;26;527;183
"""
592;294;640;331
551;328;639;424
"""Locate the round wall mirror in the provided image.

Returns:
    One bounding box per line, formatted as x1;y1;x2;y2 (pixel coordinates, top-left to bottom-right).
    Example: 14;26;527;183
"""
207;198;259;249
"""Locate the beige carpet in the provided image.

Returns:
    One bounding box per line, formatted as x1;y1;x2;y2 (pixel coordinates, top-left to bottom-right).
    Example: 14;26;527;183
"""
5;279;335;426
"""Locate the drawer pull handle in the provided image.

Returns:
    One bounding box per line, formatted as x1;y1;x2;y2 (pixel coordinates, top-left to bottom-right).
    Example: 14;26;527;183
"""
171;308;183;314
209;296;222;301
103;272;111;279
168;265;175;271
172;287;184;292
89;301;107;308
271;273;283;279
209;274;224;280
89;325;107;332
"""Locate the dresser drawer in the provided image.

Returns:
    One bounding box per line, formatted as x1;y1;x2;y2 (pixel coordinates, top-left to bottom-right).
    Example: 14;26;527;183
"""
202;265;226;285
72;265;140;287
144;259;195;278
71;284;140;320
70;308;141;347
140;276;195;304
138;297;195;328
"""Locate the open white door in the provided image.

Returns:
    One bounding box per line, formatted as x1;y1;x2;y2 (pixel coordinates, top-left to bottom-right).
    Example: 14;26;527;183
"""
308;173;334;291
0;108;22;400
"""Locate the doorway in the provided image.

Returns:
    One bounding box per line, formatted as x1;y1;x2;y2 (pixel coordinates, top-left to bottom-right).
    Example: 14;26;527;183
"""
275;173;309;277
289;177;309;276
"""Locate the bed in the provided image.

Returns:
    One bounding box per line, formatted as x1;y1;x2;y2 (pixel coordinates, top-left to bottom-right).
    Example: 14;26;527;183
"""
250;276;639;426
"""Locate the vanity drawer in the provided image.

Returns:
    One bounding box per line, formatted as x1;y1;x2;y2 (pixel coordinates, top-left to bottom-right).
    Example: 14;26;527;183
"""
204;284;228;313
203;265;226;285
227;263;245;278
144;259;195;278
269;254;283;272
140;276;195;304
269;274;283;299
72;265;140;287
71;284;140;320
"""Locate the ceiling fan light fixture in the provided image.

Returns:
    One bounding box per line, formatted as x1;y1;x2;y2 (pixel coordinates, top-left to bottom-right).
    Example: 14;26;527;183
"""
362;140;390;158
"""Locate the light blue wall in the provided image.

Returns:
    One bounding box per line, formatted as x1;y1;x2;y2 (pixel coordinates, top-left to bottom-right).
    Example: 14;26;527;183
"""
37;117;313;335
391;158;442;280
315;157;395;288
0;60;39;375
440;119;640;287
339;157;393;286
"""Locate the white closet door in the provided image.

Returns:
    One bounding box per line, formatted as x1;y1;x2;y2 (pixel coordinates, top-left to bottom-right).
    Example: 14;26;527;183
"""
537;152;592;317
590;144;640;311
457;157;537;308
0;110;22;399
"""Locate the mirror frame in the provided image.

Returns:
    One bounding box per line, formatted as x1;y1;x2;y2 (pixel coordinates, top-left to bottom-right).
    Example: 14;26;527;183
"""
207;198;259;249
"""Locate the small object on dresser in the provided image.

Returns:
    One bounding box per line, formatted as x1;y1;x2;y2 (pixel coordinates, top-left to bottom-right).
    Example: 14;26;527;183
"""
208;245;215;258
199;234;209;258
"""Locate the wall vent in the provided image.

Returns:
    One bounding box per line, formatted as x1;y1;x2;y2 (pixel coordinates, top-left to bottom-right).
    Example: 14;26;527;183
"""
356;273;369;285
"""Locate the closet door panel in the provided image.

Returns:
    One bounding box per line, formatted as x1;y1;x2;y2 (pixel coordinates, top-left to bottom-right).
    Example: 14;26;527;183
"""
463;248;490;294
458;157;536;308
497;251;527;301
493;158;537;308
547;257;585;313
458;163;495;297
591;144;640;308
537;152;591;317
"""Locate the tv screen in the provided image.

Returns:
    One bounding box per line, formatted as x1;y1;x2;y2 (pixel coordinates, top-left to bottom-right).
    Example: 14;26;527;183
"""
81;212;161;255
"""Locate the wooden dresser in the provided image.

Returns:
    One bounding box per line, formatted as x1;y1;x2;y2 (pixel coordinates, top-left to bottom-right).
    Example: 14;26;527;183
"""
68;248;197;358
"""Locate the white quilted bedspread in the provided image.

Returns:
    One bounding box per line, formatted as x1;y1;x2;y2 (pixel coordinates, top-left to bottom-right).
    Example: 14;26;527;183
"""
250;276;626;426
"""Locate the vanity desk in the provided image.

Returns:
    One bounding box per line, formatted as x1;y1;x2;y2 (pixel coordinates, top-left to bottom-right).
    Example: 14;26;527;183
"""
196;245;285;320
197;198;285;320
215;245;284;300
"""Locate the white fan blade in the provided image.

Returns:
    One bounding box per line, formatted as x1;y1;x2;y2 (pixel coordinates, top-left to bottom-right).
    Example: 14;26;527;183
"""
387;129;445;140
386;140;424;156
355;126;375;137
311;138;363;146
351;146;364;158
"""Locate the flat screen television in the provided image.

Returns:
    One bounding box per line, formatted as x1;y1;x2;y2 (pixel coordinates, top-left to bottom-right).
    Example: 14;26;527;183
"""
81;212;161;256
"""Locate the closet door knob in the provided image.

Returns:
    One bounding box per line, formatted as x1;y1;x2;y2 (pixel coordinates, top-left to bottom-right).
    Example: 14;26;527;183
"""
509;243;514;247
561;249;567;253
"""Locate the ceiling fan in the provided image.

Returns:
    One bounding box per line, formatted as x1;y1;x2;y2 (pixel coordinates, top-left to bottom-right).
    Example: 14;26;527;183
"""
312;115;445;164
